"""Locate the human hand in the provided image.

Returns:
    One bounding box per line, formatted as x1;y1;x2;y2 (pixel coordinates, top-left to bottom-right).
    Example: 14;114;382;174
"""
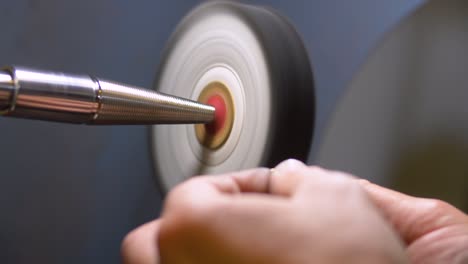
121;159;407;263
359;179;468;263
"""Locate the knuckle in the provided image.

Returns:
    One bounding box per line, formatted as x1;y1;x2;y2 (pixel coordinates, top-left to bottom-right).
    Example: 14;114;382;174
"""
417;198;464;224
422;198;452;213
275;159;306;173
272;159;306;181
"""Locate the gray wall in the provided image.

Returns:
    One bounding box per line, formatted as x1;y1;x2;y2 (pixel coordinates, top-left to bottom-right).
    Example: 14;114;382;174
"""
0;1;425;263
317;0;468;211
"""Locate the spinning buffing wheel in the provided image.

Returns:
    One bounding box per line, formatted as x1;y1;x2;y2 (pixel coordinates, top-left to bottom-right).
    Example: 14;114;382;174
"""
151;1;314;191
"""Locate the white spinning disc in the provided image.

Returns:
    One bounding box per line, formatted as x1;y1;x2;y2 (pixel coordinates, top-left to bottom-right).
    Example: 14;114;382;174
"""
151;2;315;192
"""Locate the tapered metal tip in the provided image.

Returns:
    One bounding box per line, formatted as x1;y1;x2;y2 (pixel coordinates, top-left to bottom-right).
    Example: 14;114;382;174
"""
91;79;216;125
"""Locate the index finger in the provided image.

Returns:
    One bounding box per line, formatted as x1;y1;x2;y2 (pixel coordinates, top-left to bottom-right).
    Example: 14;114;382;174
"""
209;167;271;193
163;167;272;210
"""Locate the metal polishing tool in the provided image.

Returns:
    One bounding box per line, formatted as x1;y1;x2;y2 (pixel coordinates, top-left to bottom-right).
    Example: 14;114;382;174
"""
151;1;315;191
0;1;315;192
0;66;214;125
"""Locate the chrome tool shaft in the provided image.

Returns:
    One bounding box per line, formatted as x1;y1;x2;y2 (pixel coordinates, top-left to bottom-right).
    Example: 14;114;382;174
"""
0;66;214;125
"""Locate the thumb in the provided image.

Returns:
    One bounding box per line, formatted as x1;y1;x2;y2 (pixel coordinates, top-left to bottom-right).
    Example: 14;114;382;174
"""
359;180;468;244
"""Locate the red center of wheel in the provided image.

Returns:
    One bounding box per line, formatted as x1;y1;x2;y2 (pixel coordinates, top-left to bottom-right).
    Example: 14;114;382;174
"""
205;94;226;135
195;82;234;149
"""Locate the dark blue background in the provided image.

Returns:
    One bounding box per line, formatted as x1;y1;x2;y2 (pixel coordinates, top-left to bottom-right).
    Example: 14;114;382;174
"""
0;1;424;262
